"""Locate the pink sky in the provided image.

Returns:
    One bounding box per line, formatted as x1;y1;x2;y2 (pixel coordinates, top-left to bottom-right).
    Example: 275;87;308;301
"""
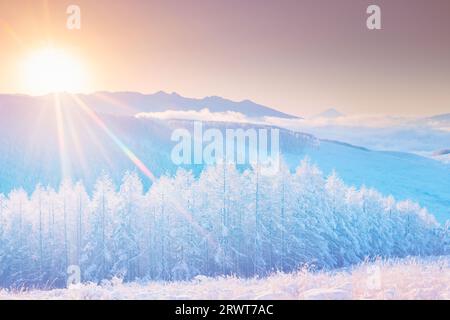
1;0;449;117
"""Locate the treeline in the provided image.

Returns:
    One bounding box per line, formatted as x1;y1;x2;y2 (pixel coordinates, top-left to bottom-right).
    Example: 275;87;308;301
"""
0;160;448;288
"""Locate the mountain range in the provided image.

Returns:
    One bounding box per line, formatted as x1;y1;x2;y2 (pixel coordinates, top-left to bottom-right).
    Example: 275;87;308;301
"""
1;91;297;119
0;92;448;223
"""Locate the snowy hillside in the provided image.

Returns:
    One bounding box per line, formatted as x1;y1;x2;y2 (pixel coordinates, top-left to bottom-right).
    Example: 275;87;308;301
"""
1;257;448;300
0;94;448;223
0;92;449;292
286;140;450;223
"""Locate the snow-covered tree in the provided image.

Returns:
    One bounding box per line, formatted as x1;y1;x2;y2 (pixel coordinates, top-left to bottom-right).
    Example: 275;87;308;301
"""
0;160;447;288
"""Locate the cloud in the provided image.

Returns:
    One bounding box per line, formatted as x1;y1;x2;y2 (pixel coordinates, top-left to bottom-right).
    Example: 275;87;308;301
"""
262;113;450;136
263;114;416;129
135;108;450;154
260;113;450;154
136;108;450;133
135;108;250;123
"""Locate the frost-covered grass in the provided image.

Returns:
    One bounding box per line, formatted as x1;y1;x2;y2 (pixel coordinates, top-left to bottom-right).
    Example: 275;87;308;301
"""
1;256;448;300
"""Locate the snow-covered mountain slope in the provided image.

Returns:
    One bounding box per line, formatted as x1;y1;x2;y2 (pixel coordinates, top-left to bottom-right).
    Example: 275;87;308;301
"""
0;94;448;223
285;140;450;223
1;257;448;300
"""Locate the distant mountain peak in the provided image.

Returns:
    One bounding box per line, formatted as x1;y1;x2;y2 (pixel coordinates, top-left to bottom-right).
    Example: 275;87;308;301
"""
314;108;344;119
152;90;170;96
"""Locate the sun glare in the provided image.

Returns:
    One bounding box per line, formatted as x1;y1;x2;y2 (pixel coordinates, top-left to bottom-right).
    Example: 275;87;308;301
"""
22;48;88;95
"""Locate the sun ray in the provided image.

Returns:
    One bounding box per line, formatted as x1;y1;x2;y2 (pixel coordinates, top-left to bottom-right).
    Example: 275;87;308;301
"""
70;94;157;182
53;93;72;180
62;103;90;178
77;116;118;171
0;19;24;47
70;94;220;250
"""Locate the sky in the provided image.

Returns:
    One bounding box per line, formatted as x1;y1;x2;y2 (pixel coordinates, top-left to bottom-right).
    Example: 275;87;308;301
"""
0;0;449;117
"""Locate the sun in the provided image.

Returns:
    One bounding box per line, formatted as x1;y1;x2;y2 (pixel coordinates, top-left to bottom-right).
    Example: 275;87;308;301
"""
22;48;88;95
